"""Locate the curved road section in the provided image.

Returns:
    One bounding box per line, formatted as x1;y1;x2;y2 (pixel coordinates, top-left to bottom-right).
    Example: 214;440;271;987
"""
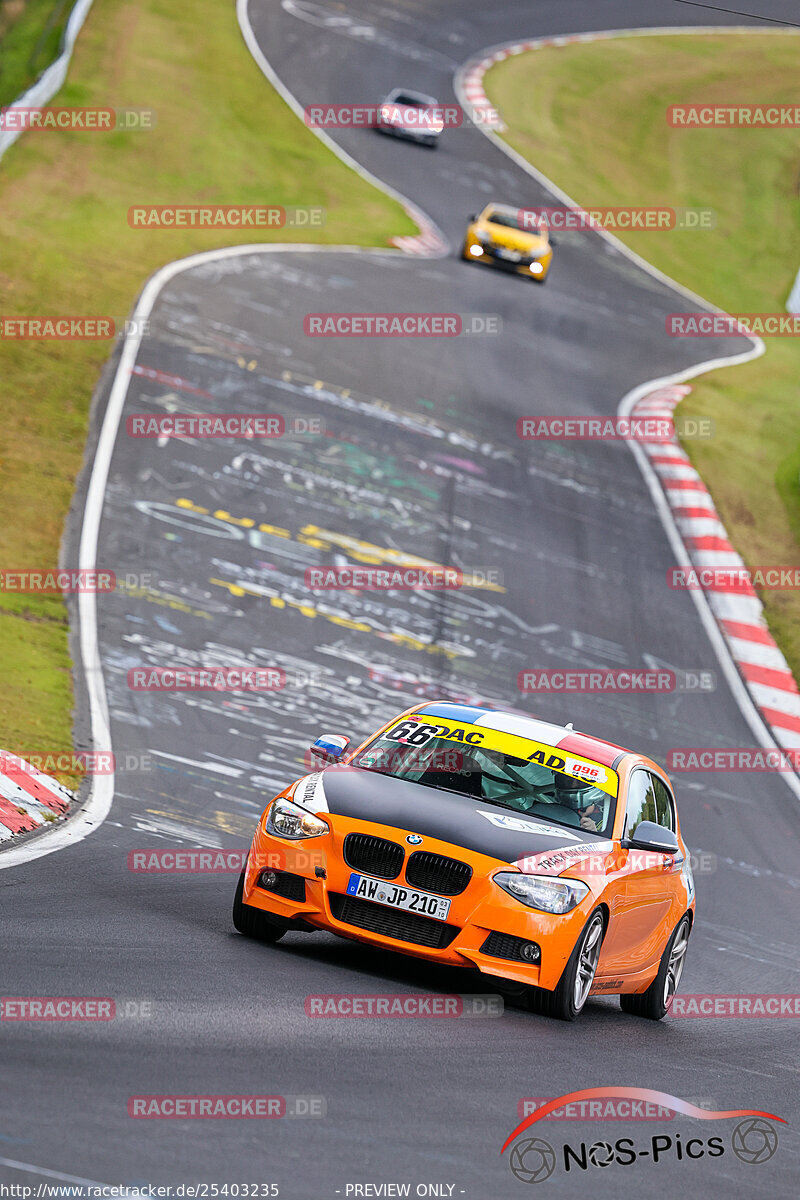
2;1;799;1195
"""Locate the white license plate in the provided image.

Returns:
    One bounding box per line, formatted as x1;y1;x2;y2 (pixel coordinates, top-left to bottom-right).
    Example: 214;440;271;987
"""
346;872;451;921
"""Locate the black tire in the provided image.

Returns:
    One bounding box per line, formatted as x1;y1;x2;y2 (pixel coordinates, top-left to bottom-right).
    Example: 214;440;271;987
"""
232;868;287;942
620;914;691;1021
528;907;606;1022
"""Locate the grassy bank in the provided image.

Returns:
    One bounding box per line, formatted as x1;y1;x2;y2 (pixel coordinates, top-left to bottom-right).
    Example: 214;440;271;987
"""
485;32;800;676
0;0;415;787
0;0;70;106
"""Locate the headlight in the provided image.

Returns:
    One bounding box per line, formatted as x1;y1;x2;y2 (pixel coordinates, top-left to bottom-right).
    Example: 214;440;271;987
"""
266;797;329;840
475;229;490;243
494;872;589;915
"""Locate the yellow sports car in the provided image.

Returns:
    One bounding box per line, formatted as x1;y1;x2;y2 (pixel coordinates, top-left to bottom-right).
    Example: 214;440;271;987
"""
462;203;553;283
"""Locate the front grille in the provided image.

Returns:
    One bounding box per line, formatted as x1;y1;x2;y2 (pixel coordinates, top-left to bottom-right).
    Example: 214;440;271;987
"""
329;893;460;949
343;832;404;880
486;245;520;261
257;869;306;902
481;931;540;963
406;851;472;896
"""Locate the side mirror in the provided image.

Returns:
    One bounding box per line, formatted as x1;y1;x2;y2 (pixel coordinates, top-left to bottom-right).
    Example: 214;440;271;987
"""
548;233;558;246
309;733;350;764
468;213;477;222
622;821;679;855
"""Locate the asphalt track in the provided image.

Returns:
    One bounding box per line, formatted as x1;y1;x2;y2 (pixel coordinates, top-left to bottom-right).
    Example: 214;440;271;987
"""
3;0;800;1196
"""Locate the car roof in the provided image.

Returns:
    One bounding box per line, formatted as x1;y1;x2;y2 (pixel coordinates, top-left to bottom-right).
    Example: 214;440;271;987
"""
411;701;632;768
386;88;438;104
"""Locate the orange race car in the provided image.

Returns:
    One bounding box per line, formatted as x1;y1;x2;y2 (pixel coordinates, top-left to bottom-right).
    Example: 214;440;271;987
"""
233;703;695;1021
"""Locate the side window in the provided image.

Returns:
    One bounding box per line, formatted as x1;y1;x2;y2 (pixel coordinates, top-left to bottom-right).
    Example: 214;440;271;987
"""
625;771;675;836
650;775;676;832
624;770;658;837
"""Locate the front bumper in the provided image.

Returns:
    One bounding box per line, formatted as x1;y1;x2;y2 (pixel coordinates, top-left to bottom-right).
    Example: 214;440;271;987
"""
376;121;440;142
244;816;594;991
463;232;551;278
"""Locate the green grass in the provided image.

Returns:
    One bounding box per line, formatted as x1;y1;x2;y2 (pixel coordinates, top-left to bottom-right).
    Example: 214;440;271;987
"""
0;0;415;787
0;0;70;106
485;32;800;678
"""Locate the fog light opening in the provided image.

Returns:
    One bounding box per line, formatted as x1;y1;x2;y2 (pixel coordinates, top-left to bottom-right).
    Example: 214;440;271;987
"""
260;869;279;889
520;942;540;963
529;262;543;274
469;245;484;257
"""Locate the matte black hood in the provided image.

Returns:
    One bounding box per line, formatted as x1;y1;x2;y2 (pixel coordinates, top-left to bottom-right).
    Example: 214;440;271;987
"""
320;765;609;866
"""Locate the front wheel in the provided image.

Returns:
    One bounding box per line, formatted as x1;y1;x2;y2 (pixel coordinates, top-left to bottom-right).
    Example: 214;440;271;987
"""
620;914;691;1020
528;907;606;1021
232;867;287;942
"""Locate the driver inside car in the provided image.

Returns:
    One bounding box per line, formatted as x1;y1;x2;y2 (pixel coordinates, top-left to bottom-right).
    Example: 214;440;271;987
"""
552;774;609;832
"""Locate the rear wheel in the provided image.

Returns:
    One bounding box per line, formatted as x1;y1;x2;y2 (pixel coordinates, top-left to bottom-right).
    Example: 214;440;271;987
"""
232;867;287;942
528;907;605;1021
620;915;691;1020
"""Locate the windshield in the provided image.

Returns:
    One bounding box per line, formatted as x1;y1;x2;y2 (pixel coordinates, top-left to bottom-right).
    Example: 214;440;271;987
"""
394;93;433;108
351;731;615;837
485;209;524;230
